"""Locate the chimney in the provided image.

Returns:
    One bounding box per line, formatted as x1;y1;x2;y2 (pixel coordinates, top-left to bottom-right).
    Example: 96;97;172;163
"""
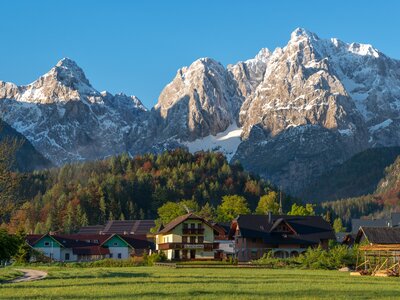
268;211;272;224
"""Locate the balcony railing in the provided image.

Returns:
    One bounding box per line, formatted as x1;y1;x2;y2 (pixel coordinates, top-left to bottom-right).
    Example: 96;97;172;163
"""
158;242;219;251
182;228;205;234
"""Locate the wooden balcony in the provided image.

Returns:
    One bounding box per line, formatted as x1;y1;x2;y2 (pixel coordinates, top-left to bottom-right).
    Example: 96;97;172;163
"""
182;228;205;234
158;242;219;251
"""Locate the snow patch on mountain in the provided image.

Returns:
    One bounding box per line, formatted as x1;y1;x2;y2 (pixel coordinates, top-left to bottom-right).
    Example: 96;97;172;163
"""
182;123;242;161
369;119;393;133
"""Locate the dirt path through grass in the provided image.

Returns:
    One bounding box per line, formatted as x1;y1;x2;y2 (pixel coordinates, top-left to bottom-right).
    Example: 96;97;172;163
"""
10;269;47;283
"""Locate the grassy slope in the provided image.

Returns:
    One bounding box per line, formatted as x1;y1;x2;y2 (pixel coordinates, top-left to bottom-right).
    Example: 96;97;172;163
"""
0;267;399;299
0;268;22;283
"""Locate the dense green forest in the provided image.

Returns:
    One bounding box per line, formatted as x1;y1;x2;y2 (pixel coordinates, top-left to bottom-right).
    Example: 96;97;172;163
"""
1;149;299;233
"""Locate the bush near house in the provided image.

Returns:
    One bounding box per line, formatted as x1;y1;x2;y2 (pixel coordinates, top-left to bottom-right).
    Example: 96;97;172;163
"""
142;252;167;266
253;245;360;270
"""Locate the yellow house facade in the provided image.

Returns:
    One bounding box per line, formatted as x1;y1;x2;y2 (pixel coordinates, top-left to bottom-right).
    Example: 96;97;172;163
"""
156;213;218;260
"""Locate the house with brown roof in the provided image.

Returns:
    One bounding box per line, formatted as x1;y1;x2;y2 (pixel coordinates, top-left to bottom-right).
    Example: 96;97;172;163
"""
155;213;219;260
26;233;154;262
229;213;335;261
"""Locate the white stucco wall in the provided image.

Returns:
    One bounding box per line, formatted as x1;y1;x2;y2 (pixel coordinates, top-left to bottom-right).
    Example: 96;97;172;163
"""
60;248;78;262
109;247;130;259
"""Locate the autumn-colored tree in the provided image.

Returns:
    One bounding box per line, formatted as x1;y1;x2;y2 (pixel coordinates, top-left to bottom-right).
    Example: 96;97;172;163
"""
216;195;251;222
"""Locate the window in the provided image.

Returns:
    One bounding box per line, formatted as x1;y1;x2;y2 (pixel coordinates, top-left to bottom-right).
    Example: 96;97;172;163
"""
198;236;204;243
190;223;196;229
94;240;99;244
113;242;118;246
110;253;113;258
183;223;188;229
118;253;122;259
197;223;203;229
44;242;50;246
65;253;70;261
182;236;188;243
190;236;196;243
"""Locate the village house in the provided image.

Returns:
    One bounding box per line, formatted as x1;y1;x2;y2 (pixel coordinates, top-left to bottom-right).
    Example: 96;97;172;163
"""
26;233;154;262
229;213;335;261
155;213;219;260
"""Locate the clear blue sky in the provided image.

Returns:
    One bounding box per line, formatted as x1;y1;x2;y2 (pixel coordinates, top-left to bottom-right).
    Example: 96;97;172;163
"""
1;0;399;108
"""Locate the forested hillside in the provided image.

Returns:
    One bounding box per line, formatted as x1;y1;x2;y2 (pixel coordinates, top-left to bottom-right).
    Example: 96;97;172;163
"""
301;147;400;202
0;119;51;172
2;149;294;233
321;153;400;228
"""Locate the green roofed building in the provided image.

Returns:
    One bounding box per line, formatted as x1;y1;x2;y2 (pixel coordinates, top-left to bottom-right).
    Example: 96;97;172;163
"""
26;233;154;262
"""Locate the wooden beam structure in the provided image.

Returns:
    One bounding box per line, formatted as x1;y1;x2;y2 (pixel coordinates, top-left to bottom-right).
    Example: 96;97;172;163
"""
356;244;400;276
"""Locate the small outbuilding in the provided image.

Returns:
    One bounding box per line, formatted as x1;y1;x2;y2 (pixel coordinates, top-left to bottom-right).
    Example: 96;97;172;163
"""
354;227;400;276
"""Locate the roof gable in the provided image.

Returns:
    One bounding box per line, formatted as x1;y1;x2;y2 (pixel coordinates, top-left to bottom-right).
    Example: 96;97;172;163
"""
157;213;215;234
357;227;400;244
269;218;297;234
31;234;64;248
102;234;132;248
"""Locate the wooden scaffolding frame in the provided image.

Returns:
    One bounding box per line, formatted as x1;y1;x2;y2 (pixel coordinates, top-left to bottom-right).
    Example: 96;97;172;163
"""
355;244;400;276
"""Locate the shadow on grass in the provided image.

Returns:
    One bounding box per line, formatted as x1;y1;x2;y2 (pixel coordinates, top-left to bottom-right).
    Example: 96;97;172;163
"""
46;272;150;280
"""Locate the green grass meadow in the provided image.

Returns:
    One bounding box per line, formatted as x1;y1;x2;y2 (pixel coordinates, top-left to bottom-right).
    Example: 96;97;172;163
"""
0;267;399;299
0;268;23;283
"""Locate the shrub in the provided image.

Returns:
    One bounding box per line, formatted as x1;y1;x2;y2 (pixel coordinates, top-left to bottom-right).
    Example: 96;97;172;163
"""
252;246;359;270
143;252;167;266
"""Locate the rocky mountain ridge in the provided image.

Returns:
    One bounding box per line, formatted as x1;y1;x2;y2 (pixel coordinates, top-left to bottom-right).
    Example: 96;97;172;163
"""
1;28;400;198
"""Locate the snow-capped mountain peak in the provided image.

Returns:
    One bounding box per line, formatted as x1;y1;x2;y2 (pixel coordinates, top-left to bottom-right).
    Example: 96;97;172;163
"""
290;27;320;42
53;57;94;90
347;42;380;58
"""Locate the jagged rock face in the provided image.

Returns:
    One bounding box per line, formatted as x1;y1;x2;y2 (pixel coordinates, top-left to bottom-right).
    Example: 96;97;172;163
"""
239;29;364;138
0;58;149;165
232;28;400;195
228;48;271;98
154;58;243;141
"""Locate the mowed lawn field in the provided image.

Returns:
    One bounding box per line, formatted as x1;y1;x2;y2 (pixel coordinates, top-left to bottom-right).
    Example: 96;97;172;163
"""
0;267;399;299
